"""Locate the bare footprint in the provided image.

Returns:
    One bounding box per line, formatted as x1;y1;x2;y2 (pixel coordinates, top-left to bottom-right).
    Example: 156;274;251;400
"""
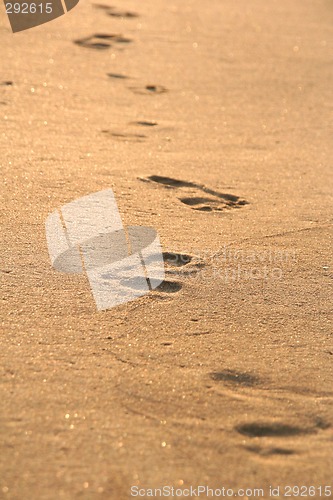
154;280;182;293
140;175;248;212
101;251;201;300
108;73;130;80
107;9;138;18
102;122;159;143
210;370;259;387
74;33;132;50
180;196;233;212
129;85;168;95
163;251;205;278
102;130;146;143
120;276;182;294
235;422;314;437
124;251;204;298
163;252;193;266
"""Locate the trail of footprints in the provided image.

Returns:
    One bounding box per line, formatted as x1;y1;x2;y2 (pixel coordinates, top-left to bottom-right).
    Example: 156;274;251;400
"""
73;4;168;141
71;4;248;299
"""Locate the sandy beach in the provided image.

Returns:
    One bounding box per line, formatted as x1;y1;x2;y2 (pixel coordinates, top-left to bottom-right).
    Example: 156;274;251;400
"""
1;0;332;498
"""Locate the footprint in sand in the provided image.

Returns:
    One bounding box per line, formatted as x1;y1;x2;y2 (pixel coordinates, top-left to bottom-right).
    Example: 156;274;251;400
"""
74;33;132;50
245;445;295;456
163;251;204;277
101;130;146;143
210;370;259;387
156;251;204;295
118;276;182;293
107;75;167;97
235;419;330;458
1;82;14;106
94;4;139;18
102;123;159;142
129;85;168;95
207;369;330;457
140;175;248;212
118;252;203;300
107;76;167;89
108;73;131;80
129;120;158;127
236;422;315;438
153;251;205;296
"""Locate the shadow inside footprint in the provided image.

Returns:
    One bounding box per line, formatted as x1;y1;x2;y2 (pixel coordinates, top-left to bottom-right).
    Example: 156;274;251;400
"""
102;130;146;142
246;445;295;456
119;276;181;294
94;4;139;17
163;252;193;266
74;33;132;49
130;121;158;127
108;9;138;18
180;196;228;211
146;175;195;188
120;276;149;291
180;197;215;206
146;85;166;93
141;175;248;212
236;422;311;438
155;280;182;293
210;370;259;387
108;73;130;80
129;85;168;95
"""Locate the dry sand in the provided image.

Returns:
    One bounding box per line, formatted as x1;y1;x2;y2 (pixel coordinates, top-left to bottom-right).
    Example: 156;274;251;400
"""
1;0;333;498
